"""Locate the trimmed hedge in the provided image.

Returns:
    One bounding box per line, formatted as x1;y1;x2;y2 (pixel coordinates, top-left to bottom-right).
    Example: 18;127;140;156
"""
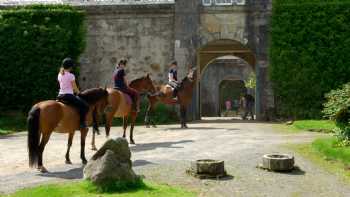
0;5;86;111
270;0;350;119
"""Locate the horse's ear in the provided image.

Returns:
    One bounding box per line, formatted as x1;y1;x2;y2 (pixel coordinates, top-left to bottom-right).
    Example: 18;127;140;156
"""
146;73;150;78
104;83;107;90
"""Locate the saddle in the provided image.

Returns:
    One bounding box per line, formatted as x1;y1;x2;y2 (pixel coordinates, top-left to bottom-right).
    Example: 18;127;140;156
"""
113;88;133;105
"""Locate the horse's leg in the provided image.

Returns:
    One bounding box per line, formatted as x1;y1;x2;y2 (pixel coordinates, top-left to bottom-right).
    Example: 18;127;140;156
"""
122;116;128;138
145;106;151;128
105;112;113;138
130;112;137;144
80;128;88;164
91;129;97;151
38;132;52;173
92;108;100;135
180;106;188;129
65;132;74;164
149;99;157;128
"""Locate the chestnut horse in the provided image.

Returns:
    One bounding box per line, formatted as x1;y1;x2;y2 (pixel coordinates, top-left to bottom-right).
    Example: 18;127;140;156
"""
145;68;197;128
27;88;109;173
91;74;155;148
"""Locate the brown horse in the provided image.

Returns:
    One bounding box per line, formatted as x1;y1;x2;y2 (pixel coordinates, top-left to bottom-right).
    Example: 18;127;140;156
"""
145;68;197;128
27;88;109;173
91;74;155;148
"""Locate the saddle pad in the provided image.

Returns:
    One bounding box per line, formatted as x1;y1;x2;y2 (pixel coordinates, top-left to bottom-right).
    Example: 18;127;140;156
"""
123;93;132;105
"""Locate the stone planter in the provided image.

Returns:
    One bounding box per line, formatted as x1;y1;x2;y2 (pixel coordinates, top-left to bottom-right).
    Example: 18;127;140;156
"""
187;159;226;179
261;154;295;171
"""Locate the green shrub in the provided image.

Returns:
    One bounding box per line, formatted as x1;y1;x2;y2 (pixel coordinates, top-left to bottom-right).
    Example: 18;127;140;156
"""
0;5;86;111
323;83;350;142
270;0;350;119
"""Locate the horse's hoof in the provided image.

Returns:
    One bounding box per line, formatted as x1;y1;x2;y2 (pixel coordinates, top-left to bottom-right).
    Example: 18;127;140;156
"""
130;139;135;144
65;160;72;165
82;159;88;165
38;166;48;173
122;135;126;138
146;125;150;128
152;125;157;128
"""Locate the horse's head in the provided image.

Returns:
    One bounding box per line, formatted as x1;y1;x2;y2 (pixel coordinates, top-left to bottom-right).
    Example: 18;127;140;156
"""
130;74;156;94
79;87;109;115
187;67;197;82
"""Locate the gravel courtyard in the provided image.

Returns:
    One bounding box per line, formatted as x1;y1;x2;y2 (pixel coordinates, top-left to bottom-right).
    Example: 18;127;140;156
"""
1;119;349;197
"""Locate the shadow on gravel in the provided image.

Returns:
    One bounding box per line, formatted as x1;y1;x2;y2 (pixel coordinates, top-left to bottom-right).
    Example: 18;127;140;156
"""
191;119;267;124
38;166;83;180
166;127;240;131
133;160;155;167
285;166;306;176
131;140;194;152
267;166;306;176
0;134;23;139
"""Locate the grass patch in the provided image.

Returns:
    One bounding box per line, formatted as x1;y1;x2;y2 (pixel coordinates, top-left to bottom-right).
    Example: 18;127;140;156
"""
287;138;350;183
274;120;336;133
312;137;350;165
0;112;27;135
292;120;336;132
2;180;195;197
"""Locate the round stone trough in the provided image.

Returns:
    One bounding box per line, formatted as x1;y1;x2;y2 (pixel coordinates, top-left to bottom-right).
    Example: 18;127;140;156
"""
187;159;227;179
261;154;295;171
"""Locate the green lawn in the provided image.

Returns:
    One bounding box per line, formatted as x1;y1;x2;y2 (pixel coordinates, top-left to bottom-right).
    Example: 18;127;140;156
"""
1;181;195;197
291;120;336;132
287;137;350;183
274;120;336;133
312;137;350;165
0;113;27;135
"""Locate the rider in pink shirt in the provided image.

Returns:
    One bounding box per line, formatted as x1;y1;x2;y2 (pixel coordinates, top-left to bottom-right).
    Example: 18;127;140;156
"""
57;58;89;129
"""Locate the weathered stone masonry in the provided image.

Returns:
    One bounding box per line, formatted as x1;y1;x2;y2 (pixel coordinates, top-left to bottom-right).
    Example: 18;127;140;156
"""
77;0;272;120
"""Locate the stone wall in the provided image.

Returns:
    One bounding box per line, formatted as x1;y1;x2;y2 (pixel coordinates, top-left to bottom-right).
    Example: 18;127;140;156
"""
78;4;175;89
199;6;248;46
75;1;273;120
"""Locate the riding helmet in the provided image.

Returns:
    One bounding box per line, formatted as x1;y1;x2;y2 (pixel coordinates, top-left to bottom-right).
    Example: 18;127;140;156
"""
62;57;75;69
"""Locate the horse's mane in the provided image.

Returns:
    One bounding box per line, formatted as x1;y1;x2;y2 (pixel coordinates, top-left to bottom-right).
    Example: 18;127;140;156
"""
78;88;108;105
129;76;146;86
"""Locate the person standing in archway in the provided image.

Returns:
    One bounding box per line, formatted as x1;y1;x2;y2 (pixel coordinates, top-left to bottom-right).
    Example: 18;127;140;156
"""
168;60;180;100
241;93;255;120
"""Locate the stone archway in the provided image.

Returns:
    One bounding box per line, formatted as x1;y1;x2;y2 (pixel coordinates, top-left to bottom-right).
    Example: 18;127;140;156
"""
200;56;254;117
195;39;257;119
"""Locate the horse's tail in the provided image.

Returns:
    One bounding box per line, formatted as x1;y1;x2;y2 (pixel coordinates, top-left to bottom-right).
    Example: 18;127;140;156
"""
27;106;40;168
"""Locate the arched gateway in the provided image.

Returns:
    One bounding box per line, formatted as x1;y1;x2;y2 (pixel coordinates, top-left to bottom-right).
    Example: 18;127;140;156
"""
195;39;258;119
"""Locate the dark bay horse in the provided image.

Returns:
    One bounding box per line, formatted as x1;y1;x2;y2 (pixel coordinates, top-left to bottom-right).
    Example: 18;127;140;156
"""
145;68;197;128
91;74;155;148
27;88;109;173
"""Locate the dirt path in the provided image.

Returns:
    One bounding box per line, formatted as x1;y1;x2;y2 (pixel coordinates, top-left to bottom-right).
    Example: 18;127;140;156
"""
1;119;349;196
